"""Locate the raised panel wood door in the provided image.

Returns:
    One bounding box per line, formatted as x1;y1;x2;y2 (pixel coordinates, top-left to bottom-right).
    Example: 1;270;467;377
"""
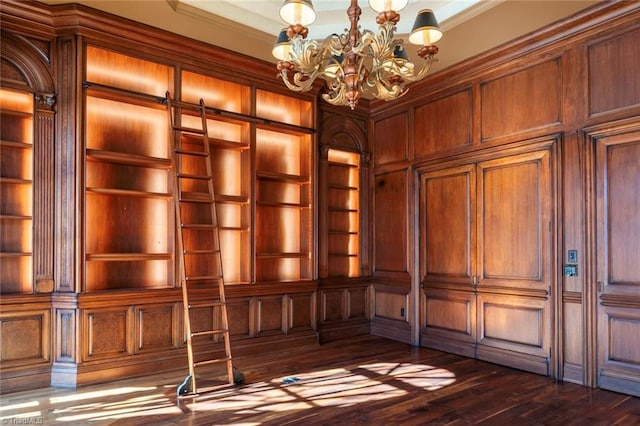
476;149;553;375
595;128;640;397
419;164;477;357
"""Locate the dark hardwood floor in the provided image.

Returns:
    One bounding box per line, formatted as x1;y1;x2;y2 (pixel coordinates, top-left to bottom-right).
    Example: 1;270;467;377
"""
1;335;639;425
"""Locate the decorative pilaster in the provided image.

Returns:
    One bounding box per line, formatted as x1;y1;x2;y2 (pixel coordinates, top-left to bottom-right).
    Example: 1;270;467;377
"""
54;36;79;293
34;93;56;293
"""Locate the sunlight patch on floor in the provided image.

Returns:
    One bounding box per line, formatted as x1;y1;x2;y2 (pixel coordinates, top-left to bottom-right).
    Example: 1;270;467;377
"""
0;362;456;423
49;386;158;404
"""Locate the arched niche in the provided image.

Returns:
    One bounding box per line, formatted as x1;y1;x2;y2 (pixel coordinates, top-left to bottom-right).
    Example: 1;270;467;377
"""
1;29;56;293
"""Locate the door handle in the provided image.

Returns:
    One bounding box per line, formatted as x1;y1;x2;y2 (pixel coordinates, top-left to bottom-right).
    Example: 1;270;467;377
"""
597;281;604;293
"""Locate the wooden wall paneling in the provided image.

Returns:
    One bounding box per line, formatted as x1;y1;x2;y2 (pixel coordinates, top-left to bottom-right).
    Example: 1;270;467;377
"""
134;303;177;353
0;307;51;367
54;34;79;294
0;302;52;392
347;287;368;320
372;112;408;166
588;28;640;117
561;131;587;384
51;293;79;388
374;170;408;273
562;46;589;126
374;290;408;321
287;292;315;332
371;285;412;344
83;307;132;361
256;295;285;337
414;88;473;157
370;1;639;395
320;288;345;323
480;59;561;143
562;294;585;384
227;297;252;339
317;282;372;343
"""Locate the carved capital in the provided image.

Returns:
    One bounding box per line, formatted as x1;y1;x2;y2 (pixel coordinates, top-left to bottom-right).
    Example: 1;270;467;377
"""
35;93;56;111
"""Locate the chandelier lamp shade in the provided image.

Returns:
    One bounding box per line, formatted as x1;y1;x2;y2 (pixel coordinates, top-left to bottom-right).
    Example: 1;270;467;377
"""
273;0;443;109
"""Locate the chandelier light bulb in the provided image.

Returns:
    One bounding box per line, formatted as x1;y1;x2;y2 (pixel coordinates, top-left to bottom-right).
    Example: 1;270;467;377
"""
368;0;408;13
279;0;317;26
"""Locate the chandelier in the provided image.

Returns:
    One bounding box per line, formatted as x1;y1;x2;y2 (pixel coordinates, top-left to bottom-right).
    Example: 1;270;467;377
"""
272;0;443;109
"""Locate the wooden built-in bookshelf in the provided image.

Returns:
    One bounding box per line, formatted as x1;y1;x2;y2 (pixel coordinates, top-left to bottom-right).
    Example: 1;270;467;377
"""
84;46;175;291
254;110;313;282
327;149;360;277
180;71;252;284
0;88;34;294
82;46;315;290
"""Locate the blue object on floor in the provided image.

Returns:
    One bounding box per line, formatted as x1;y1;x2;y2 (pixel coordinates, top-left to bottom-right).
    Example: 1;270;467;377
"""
282;376;300;384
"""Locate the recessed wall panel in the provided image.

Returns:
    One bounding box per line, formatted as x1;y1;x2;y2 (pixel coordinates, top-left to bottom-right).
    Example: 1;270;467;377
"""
415;89;472;156
481;60;560;141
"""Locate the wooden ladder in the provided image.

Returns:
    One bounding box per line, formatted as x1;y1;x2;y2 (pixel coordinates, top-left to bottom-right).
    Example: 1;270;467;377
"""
166;93;242;396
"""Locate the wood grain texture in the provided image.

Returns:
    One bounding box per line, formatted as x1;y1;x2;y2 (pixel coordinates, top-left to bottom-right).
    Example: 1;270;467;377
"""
2;335;639;425
373;112;408;165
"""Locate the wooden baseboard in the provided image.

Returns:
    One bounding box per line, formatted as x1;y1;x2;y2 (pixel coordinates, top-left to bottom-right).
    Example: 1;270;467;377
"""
1;364;51;394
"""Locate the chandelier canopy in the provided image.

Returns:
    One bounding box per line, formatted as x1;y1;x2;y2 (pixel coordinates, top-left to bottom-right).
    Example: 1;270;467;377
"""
273;0;443;109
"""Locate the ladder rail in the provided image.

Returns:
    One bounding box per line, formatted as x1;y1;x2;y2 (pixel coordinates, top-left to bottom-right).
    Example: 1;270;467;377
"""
167;93;236;396
197;100;235;387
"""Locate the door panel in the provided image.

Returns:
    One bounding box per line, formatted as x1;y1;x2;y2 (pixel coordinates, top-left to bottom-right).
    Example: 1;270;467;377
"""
476;149;553;373
478;150;552;290
595;130;640;397
419;145;554;375
420;164;476;286
476;292;550;375
420;164;476;356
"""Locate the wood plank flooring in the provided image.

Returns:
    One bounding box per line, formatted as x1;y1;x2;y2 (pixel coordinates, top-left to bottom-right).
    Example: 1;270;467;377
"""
1;335;639;425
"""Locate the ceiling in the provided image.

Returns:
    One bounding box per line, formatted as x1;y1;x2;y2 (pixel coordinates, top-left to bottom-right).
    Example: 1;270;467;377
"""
176;0;494;40
41;0;602;75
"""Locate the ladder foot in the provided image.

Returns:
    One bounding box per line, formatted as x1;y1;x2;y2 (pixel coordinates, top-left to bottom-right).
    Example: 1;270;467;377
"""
177;374;193;396
233;366;245;385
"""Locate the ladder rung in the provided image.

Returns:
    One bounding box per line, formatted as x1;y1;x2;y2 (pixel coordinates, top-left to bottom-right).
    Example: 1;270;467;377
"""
177;173;211;181
189;301;225;309
193;356;232;368
173;125;206;135
175;149;208;157
180;192;214;203
185;275;223;282
183;249;220;255
181;224;217;230
191;329;228;338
